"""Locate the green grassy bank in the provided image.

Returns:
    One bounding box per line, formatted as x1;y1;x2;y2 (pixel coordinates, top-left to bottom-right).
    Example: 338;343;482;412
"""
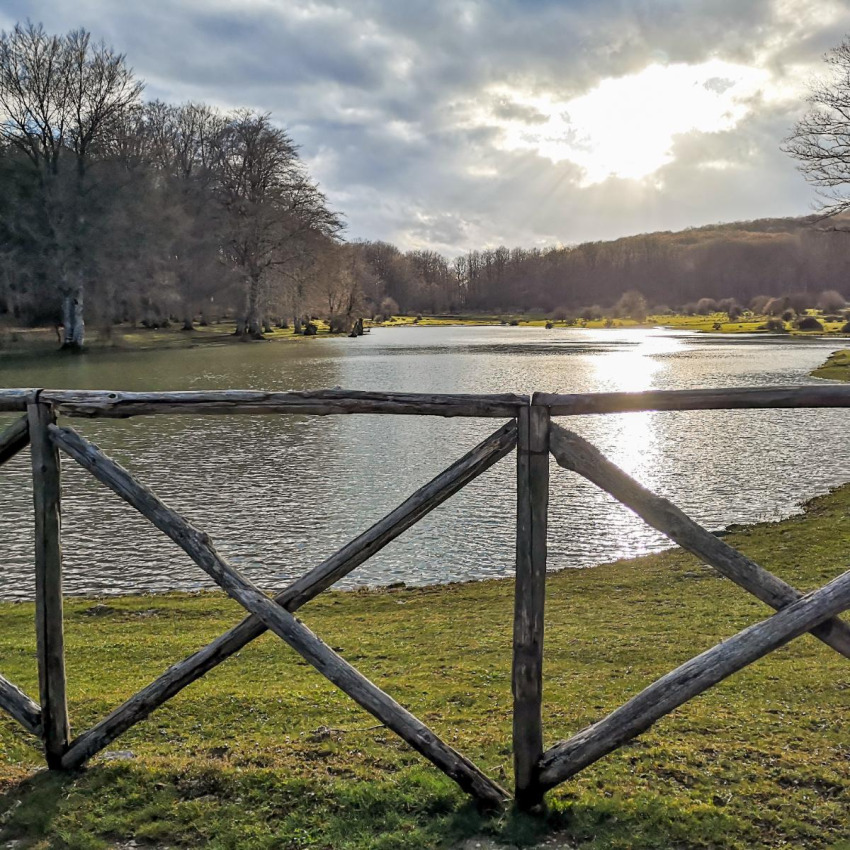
0;487;848;849
812;349;850;381
375;311;850;335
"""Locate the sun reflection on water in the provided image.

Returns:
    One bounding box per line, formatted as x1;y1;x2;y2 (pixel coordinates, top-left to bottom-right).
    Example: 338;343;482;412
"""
586;331;682;486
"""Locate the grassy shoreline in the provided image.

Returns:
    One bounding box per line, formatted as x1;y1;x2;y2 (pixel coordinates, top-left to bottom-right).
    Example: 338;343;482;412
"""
2;312;849;359
0;486;848;848
812;349;850;381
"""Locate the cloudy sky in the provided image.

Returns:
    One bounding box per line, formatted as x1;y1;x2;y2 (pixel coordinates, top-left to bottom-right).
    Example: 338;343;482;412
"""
2;0;848;255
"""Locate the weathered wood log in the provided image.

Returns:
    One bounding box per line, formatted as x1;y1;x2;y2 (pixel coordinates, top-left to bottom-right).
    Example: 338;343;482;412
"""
537;565;850;790
0;674;42;737
49;425;508;805
27;402;69;768
53;422;515;787
0;389;37;412
549;424;850;658
512;404;549;809
0;415;29;467
536;385;850;416
40;389;528;419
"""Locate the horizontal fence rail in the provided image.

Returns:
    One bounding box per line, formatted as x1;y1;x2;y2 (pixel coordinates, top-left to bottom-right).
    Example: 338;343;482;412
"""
0;385;848;814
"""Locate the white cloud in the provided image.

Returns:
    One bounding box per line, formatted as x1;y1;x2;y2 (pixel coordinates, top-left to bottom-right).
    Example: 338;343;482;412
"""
480;60;782;185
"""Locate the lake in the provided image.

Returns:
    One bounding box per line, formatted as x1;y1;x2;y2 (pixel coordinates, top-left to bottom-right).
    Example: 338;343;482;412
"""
0;326;847;600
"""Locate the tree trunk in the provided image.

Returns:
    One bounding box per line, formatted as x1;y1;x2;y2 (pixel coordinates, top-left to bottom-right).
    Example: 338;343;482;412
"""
293;315;302;335
61;282;85;351
182;318;194;331
244;275;264;338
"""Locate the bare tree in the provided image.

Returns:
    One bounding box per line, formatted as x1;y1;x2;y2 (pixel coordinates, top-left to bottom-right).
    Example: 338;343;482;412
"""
213;111;342;338
783;37;850;218
0;22;142;348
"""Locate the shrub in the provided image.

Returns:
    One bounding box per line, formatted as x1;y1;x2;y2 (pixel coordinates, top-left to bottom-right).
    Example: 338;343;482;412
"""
762;318;787;332
615;289;648;321
842;322;850;333
695;297;718;315
379;297;399;318
817;289;846;312
795;316;824;331
750;295;772;314
782;310;795;322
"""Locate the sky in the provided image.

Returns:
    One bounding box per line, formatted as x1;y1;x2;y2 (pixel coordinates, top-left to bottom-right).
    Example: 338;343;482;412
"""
2;0;849;255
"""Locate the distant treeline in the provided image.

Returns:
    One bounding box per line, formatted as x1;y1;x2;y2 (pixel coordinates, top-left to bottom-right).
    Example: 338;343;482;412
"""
350;216;850;318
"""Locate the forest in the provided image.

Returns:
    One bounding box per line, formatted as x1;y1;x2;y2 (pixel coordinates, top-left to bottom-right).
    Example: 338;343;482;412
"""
2;22;849;350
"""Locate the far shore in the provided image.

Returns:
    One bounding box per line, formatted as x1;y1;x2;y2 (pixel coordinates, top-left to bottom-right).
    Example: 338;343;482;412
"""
1;311;849;360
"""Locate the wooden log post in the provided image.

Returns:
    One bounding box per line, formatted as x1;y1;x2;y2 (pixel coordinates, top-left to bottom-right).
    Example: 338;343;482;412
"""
27;400;69;768
55;420;517;768
537;565;850;790
512;403;549;810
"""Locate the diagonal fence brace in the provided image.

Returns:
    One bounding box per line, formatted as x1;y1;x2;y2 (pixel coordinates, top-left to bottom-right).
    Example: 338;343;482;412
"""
56;420;516;769
51;424;510;806
0;415;29;468
0;674;42;737
549;423;850;658
537;564;850;790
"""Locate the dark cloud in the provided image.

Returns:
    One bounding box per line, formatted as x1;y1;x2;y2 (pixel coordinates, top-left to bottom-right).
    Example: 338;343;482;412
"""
1;0;844;252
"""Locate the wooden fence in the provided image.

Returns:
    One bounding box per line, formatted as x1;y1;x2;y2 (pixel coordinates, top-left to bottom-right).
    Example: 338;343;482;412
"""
1;385;850;811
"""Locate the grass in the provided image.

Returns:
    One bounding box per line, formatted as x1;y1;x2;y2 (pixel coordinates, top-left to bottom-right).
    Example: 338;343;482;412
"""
372;311;850;336
812;349;850;381
0;321;334;358
0;486;849;848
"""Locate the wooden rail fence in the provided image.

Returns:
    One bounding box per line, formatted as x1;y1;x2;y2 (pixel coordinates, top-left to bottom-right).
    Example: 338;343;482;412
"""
1;385;849;810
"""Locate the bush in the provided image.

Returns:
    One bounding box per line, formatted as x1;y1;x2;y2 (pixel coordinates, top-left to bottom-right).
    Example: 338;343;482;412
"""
695;297;718;315
762;318;787;332
817;289;846;312
782;310;795;322
579;305;602;321
795;316;824;331
750;295;772;314
842;322;850;333
379;297;399;318
615;289;648;321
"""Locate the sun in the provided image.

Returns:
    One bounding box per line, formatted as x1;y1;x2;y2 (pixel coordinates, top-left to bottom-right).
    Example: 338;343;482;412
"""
484;60;772;185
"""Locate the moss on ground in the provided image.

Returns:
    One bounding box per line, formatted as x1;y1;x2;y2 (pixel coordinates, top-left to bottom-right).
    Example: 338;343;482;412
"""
0;485;848;848
812;349;850;381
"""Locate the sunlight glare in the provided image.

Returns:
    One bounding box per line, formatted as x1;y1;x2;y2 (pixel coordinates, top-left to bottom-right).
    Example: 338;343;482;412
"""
486;60;771;185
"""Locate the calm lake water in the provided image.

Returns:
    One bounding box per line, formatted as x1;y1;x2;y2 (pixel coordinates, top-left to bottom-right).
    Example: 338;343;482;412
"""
0;326;848;600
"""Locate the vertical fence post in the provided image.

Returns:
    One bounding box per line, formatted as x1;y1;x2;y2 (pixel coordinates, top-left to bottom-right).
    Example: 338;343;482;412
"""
27;399;69;768
512;400;549;809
